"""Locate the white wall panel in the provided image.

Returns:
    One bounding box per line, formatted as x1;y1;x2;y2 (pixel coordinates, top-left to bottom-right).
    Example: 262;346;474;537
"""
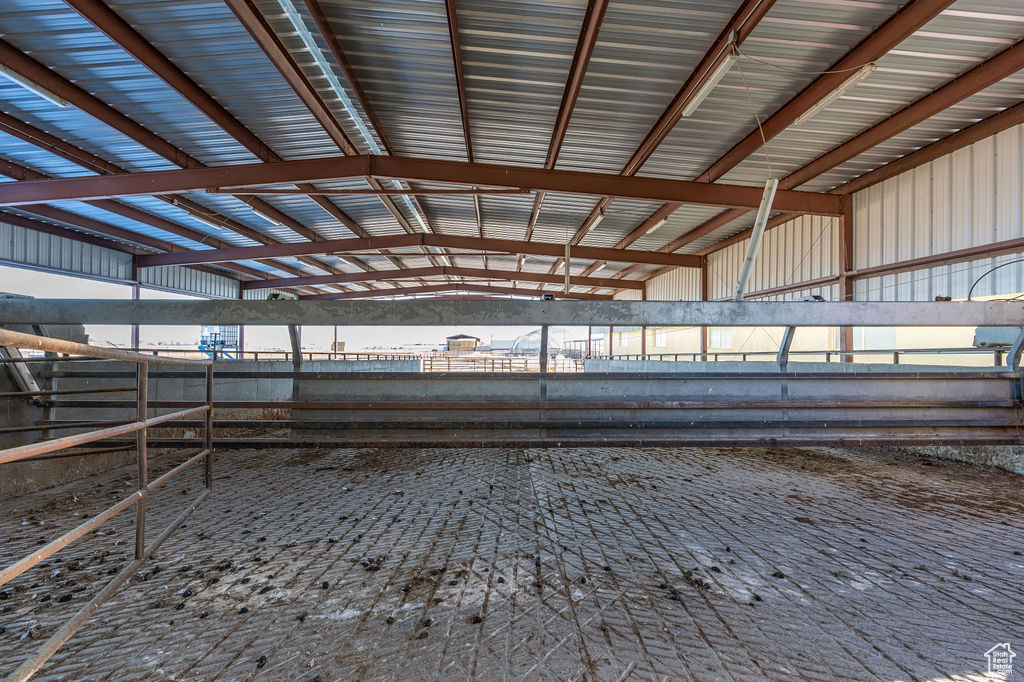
706;214;839;300
644;266;700;301
852;121;1024;300
140;266;239;300
613;289;642;301
0;221;132;282
0;220;239;299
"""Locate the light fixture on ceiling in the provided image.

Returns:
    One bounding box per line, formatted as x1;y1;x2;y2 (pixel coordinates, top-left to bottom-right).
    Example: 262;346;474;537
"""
590;209;606;229
0;65;67;107
793;63;877;126
192;215;226;232
643;217;667;236
680;46;737;118
250;206;279;224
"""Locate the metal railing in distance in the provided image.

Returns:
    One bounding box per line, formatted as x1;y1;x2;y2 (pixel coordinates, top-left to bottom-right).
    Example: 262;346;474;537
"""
421;354;582;372
114;348;420;362
0;327;214;682
592;347;1008;366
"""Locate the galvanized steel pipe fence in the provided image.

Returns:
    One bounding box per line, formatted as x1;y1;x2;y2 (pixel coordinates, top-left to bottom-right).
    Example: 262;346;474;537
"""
0;327;214;682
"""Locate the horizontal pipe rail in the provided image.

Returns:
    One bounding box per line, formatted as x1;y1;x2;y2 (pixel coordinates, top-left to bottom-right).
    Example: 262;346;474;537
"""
13;445;135;464
0;419;132;434
0;386;136;398
0;405;208;465
33;399;1020;413
0;325;215;682
95;436;1024;448
0;491;142;588
0;327;211;365
146;448;210;492
5;489;211;682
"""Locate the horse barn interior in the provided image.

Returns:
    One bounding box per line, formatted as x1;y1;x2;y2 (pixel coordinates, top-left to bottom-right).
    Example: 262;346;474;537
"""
3;0;1024;680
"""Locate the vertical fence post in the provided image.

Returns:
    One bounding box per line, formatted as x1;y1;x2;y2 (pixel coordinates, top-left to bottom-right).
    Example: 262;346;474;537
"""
204;364;213;490
134;361;148;561
540;324;549;373
777;326;796;372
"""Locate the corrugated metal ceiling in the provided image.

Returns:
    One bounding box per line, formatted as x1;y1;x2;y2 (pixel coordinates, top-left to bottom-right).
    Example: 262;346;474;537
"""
0;0;1020;295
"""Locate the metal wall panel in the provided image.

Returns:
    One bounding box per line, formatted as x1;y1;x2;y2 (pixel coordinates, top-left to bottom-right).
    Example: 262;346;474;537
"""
644;266;701;301
706;214;839;300
0;220;132;282
613;289;642;301
853;121;1024;300
0;220;239;299
139;266;239;300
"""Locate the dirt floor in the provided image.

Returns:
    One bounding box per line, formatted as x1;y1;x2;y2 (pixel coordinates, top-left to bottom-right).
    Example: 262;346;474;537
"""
1;446;1022;681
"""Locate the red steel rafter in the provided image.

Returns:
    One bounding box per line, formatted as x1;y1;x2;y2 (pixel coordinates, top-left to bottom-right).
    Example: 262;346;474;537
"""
677;37;1024;256
568;0;778;246
0;155;842;215
299;283;613;300
241;265;643;291
136;234;703;269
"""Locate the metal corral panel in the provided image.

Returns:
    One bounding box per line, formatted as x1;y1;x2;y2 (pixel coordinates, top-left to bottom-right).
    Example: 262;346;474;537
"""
645;266;701;301
0;220;132;282
853;121;1024;300
139;266;239;300
707;214;839;299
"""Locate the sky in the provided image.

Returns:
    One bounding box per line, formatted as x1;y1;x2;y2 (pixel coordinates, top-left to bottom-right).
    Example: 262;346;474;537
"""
0;264;589;350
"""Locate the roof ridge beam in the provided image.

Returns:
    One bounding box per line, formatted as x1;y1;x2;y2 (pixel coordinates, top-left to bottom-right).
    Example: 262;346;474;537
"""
0;155;842;216
136;234;702;269
243;265;644;291
298;283;613;301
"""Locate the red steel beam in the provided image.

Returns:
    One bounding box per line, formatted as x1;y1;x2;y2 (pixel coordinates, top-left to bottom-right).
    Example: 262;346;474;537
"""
224;0;430;239
223;0;355;154
301;0;439;245
299;283;613;300
0;37;328;240
546;0;609;169
137;234;703;269
568;0;778;244
209;187;529;196
241;265;643;291
536;0;609;276
0;35;375;292
615;0;953;253
834;100;1024;196
846;235;1024;281
0;205;265;282
0;154;842;215
304;0;394;155
683;37;1024;256
622;0;777;177
444;0;473;163
58;0;382;273
697;0;956;185
718;231;1024;298
0;118;341;281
